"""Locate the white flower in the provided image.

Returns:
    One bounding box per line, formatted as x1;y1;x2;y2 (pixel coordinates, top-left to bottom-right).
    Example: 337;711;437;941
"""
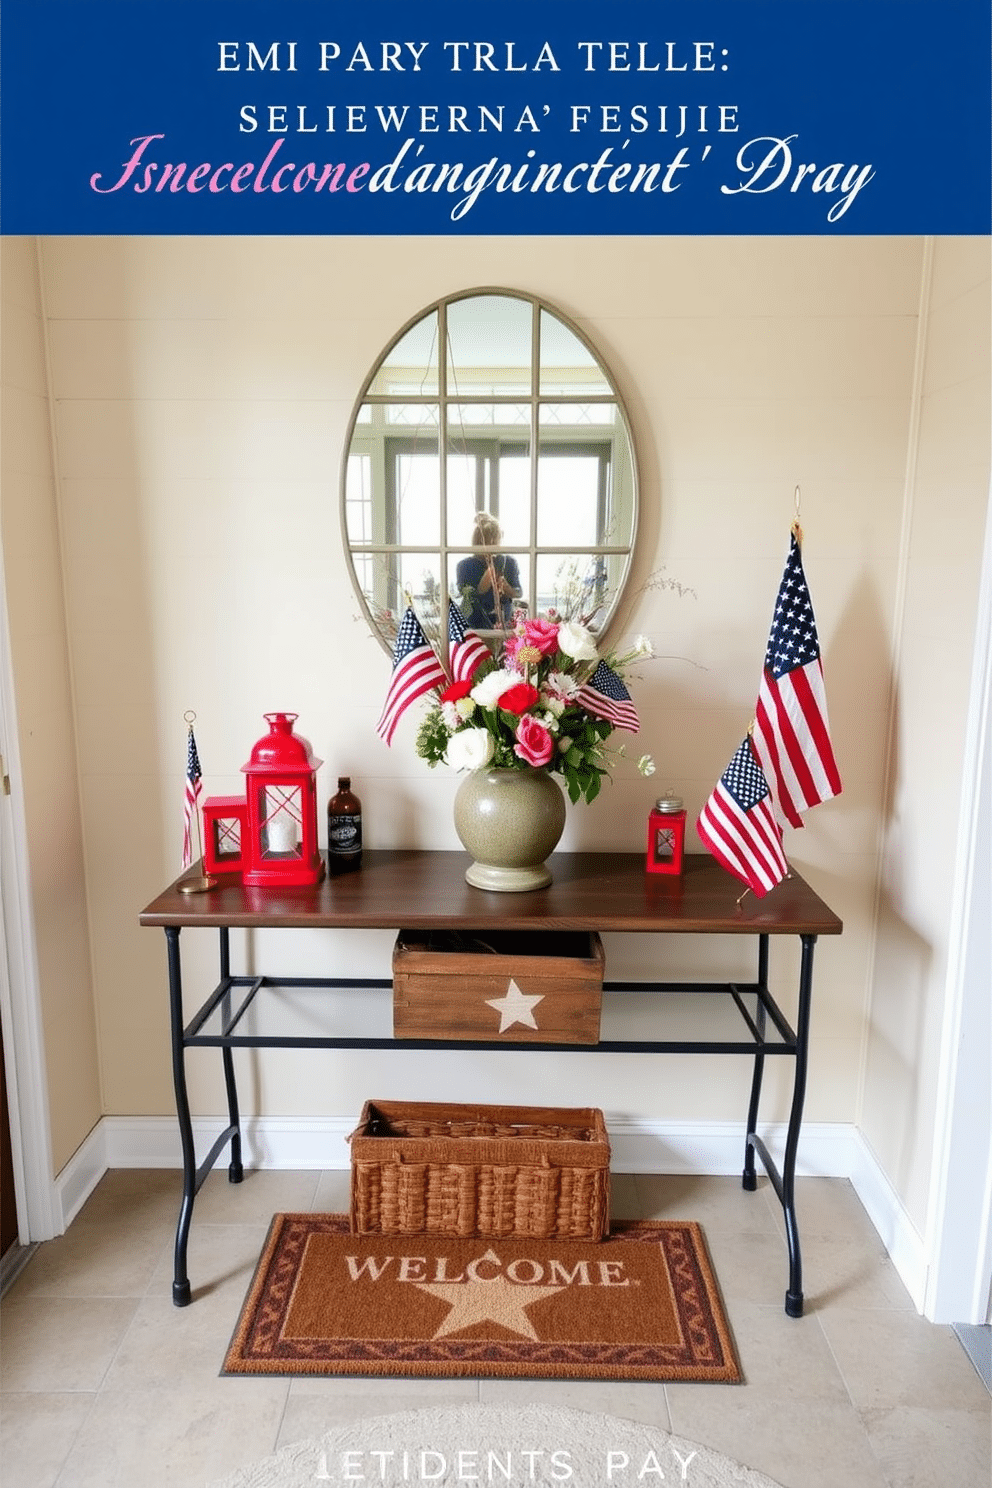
444;727;495;772
454;697;476;721
538;711;560;734
556;621;599;663
441;701;460;730
633;634;654;658
470;666;522;709
638;754;657;777
546;670;580;699
541;694;566;718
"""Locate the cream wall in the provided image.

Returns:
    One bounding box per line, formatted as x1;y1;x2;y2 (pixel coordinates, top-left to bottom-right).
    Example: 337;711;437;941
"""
0;238;101;1174
861;237;992;1234
35;234;922;1129
3;235;989;1237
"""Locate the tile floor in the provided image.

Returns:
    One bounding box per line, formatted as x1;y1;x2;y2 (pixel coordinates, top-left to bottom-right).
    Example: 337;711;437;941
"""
1;1169;989;1488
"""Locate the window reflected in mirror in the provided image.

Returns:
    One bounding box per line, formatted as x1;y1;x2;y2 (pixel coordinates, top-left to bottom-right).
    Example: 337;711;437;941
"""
342;289;638;660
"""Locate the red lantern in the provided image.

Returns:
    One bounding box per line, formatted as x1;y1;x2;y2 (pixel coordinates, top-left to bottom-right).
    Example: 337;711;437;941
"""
202;796;249;876
646;791;686;876
242;713;324;887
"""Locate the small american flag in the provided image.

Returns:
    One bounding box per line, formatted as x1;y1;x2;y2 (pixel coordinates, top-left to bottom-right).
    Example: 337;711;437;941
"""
376;606;447;745
697;736;789;898
751;533;842;828
181;726;202;870
448;605;491;684
577;661;640;733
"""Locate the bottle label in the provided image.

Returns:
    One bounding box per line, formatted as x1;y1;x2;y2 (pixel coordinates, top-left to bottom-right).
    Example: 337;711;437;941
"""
328;813;362;855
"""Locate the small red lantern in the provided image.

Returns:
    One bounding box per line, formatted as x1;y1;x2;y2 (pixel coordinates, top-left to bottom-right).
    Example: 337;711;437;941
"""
242;713;324;887
202;795;249;876
646;791;686;876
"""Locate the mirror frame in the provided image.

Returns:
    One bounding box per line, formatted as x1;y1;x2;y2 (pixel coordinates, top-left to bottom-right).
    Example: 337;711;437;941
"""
340;286;640;661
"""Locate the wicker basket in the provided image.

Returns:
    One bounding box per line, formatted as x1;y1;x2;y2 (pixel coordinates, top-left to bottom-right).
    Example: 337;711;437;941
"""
349;1099;610;1241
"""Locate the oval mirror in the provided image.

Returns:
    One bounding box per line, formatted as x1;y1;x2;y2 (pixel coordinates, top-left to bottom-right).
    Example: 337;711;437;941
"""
342;288;639;662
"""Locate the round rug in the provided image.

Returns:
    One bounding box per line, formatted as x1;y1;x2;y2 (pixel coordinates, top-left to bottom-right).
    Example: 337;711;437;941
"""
207;1403;786;1488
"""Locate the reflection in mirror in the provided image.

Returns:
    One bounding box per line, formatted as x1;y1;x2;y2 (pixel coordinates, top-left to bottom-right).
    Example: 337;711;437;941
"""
447;295;533;395
448;546;533;634
447;403;532;552
343;289;638;660
539;309;611;397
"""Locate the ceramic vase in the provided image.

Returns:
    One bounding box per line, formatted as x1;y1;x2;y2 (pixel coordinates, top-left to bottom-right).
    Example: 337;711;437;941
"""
453;766;567;891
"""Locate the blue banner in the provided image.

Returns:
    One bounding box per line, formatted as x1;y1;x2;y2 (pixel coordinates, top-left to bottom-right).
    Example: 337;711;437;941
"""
1;1;989;234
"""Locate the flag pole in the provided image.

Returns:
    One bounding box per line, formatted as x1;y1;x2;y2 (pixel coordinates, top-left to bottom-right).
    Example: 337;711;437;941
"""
178;710;217;895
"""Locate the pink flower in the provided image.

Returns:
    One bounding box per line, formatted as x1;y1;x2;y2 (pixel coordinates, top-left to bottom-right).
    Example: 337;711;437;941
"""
503;631;522;665
514;714;554;767
498;682;540;715
523;617;559;657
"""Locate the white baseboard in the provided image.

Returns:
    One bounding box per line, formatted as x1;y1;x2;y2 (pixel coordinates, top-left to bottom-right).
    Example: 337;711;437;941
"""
607;1118;860;1177
57;1113;927;1309
93;1113;860;1178
55;1121;111;1230
848;1127;929;1311
98;1114;358;1171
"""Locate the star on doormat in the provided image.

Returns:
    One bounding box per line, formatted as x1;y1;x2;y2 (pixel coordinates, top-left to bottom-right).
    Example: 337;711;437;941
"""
485;979;544;1032
413;1249;564;1339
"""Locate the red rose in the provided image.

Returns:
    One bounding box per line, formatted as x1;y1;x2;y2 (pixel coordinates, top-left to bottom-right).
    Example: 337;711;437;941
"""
514;714;554;767
440;680;473;704
498;682;540;715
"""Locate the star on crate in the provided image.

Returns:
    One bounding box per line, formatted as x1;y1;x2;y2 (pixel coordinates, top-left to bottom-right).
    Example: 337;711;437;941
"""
485;979;544;1033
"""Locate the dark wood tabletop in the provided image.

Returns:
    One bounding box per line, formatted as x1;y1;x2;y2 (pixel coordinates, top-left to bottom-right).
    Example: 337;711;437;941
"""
139;851;843;936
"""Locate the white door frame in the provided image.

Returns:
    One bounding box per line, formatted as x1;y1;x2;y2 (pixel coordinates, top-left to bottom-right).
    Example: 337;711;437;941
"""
0;554;59;1242
924;479;992;1325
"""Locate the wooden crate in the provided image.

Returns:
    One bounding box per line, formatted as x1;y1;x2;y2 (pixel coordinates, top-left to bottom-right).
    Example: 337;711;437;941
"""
392;929;604;1044
349;1098;610;1240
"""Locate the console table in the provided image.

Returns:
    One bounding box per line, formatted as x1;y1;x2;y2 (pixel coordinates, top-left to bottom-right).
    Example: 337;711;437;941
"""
139;850;842;1316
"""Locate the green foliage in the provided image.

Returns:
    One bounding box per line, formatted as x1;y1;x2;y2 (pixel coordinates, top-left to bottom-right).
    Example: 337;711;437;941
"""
556;711;613;804
414;704;450;768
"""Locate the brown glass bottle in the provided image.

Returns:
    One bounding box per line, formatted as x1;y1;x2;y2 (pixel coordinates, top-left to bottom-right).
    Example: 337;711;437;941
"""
327;777;362;873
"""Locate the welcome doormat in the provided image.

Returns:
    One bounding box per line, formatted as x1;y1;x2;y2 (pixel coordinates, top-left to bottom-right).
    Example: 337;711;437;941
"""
223;1215;740;1383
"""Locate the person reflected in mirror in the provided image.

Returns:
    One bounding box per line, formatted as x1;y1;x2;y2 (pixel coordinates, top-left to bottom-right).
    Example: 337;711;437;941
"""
456;512;522;630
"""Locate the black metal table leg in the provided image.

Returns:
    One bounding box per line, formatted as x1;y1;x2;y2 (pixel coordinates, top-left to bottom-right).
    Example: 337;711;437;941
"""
218;929;244;1184
743;931;817;1316
742;935;769;1191
166;927;194;1306
781;932;816;1317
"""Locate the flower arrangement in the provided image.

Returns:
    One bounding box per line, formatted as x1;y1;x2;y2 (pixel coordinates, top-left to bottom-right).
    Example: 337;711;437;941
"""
416;611;655;804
